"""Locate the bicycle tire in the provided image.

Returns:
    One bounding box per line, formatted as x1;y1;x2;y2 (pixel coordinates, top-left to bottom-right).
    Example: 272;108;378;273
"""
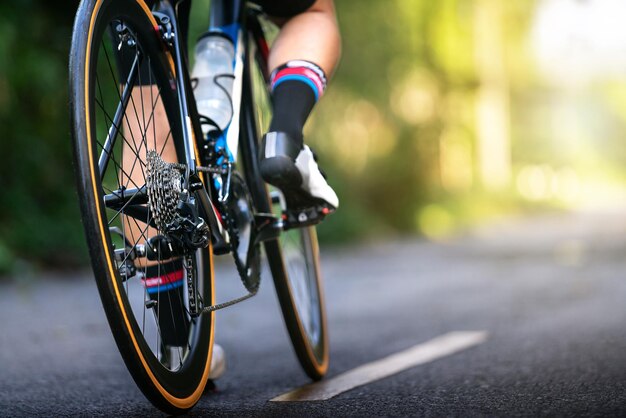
240;31;329;380
69;0;214;413
266;227;329;380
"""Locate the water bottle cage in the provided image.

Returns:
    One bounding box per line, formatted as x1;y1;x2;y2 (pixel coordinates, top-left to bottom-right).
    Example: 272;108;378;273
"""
194;74;235;138
198;115;224;138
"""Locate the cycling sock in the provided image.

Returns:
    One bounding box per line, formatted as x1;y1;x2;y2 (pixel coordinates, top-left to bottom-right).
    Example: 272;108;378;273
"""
269;60;327;150
143;259;185;293
143;259;189;346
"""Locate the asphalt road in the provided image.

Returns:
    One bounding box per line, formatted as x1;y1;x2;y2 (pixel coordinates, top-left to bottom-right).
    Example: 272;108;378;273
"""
1;209;626;416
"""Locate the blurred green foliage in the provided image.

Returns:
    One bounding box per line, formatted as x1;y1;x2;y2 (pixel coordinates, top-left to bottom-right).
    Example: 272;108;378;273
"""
313;0;538;243
0;1;84;274
2;0;625;275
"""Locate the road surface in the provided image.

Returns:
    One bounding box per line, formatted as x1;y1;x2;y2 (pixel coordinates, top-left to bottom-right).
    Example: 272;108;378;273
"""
1;209;626;416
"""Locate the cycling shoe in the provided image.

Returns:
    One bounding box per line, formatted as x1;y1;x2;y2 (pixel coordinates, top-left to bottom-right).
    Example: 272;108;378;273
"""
259;131;339;211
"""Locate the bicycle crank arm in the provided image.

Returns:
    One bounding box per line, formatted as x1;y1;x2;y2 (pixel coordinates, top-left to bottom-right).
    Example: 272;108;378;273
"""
253;213;283;245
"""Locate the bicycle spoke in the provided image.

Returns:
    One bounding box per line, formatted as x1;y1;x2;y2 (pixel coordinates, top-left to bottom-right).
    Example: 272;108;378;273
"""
150;61;157;152
107;191;148;226
100;32;153;201
94;62;147;190
101;34;143;159
159;128;174;157
98;52;141;178
120;82;168;192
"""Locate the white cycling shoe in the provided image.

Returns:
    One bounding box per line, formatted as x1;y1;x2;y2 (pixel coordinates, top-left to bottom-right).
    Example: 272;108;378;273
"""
259;131;339;211
295;145;340;209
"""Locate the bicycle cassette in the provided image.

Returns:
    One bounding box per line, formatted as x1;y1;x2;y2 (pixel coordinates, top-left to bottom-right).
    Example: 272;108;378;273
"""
146;149;184;232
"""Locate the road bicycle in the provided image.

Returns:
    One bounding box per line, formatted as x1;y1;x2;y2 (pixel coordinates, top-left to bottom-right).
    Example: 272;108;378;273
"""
69;0;330;413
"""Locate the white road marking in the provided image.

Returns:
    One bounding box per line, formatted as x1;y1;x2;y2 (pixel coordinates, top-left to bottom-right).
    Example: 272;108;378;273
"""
271;331;488;402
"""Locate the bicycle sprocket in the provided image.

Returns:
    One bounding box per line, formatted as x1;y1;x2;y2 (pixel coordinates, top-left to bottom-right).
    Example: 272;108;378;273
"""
146;149;184;232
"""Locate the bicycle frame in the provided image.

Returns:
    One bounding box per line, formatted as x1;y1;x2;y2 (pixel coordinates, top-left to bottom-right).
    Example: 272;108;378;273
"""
147;0;279;313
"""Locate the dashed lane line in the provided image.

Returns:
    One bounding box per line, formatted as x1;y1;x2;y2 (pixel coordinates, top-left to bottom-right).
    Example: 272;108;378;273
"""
271;330;488;402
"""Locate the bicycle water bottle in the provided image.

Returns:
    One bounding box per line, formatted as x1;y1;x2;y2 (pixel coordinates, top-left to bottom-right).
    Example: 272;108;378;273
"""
191;34;235;134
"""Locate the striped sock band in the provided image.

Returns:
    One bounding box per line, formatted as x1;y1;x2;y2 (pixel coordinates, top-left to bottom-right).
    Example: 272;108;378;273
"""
142;259;185;294
270;60;327;101
142;258;189;346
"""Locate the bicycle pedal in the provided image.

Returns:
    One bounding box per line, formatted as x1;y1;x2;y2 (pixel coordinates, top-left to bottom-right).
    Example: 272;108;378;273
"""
282;205;334;230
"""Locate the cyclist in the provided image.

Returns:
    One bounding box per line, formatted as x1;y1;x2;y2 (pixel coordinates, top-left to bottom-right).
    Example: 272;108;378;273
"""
214;0;340;378
173;0;340;210
125;0;341;380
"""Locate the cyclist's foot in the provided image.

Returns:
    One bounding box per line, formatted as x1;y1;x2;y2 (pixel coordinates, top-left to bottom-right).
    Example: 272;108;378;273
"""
259;131;339;218
209;343;226;380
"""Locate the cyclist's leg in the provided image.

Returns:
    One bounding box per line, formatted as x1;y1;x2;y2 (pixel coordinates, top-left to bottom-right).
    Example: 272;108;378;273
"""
258;0;341;211
267;0;341;78
122;87;176;270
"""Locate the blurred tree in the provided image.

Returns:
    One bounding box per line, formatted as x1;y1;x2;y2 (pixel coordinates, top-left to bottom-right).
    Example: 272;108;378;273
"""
312;0;539;242
0;0;83;273
6;0;621;272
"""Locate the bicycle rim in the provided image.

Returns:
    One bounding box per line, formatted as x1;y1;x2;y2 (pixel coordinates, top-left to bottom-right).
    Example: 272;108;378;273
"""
69;0;214;413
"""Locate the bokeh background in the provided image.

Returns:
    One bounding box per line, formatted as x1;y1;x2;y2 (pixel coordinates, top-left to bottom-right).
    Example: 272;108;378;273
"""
1;0;626;274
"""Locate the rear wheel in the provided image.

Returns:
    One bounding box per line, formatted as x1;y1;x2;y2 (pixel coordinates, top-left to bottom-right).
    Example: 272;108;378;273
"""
240;27;329;380
69;0;214;413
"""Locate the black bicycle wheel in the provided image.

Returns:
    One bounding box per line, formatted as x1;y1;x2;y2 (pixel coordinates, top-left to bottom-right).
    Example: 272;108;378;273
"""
240;27;329;380
69;0;214;413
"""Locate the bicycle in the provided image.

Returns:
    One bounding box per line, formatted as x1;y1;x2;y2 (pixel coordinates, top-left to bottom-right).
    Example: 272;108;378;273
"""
69;0;330;413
